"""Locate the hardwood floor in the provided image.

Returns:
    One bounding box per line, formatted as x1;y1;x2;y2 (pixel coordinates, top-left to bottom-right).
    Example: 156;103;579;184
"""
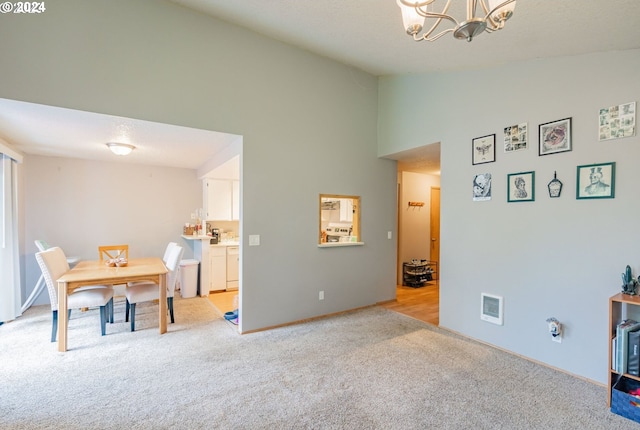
208;290;238;315
208;283;439;327
381;282;439;326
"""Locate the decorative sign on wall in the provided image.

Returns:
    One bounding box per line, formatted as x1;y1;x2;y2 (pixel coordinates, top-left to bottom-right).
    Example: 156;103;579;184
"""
547;171;563;198
598;101;636;141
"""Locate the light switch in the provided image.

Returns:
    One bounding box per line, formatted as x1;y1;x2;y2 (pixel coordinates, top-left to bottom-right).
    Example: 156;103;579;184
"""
249;235;260;246
387;231;392;239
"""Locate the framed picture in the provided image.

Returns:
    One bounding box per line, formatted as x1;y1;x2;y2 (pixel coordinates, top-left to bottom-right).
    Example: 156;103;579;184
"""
507;171;535;202
503;122;528;152
472;134;496;165
539;117;572;156
576;162;615;199
472;173;492;201
599;102;636;141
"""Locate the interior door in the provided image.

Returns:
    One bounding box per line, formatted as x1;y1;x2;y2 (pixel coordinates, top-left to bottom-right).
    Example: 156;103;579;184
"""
430;187;440;279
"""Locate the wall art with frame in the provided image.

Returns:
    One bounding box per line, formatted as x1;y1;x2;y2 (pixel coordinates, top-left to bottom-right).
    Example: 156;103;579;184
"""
539;117;572;156
472;173;492;201
507;171;535;202
576;162;615;199
599;102;636;141
503;122;528;152
472;134;496;165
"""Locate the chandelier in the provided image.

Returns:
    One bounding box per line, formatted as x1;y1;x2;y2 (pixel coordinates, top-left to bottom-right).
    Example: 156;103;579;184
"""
396;0;517;42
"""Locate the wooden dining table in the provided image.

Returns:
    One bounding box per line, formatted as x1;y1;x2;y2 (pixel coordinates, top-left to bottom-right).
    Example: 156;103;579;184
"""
56;257;168;352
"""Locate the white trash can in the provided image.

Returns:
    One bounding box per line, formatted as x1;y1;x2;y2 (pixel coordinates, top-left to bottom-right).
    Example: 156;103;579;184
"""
179;259;199;298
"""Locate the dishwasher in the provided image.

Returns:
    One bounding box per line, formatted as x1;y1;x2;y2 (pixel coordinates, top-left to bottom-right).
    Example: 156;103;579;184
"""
226;246;239;290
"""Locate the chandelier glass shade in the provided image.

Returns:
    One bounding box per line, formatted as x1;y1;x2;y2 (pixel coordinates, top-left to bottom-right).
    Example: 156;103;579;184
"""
106;142;135;156
396;0;516;42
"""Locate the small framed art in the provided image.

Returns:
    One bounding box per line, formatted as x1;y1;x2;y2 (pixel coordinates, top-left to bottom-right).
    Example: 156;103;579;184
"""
576;162;615;199
472;134;496;165
473;173;492;201
599;102;636;141
539;117;572;156
503;122;528;152
507;171;535;202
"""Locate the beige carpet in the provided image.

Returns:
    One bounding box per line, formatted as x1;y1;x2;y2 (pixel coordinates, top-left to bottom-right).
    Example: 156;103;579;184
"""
1;297;637;429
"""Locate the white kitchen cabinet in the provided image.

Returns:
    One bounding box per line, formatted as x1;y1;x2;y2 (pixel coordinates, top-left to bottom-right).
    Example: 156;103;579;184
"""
209;246;227;292
232;180;240;220
205;179;239;221
339;198;353;222
226;246;239;290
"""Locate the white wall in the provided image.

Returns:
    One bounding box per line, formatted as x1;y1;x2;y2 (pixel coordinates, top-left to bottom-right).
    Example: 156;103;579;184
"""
23;155;202;305
0;0;398;331
379;49;640;384
398;171;440;284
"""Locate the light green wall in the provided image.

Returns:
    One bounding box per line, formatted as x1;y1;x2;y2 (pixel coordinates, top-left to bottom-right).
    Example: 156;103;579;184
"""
1;0;397;331
379;49;640;384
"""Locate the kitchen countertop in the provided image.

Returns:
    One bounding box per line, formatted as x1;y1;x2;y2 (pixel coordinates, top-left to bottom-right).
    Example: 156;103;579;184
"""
181;235;239;246
211;241;239;247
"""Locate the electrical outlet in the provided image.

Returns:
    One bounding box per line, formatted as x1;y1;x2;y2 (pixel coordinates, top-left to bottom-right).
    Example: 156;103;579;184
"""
319;291;324;300
190;213;196;220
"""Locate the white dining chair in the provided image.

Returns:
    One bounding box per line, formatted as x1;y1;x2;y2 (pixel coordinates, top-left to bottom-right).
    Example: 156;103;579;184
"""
125;245;184;332
35;247;114;342
127;241;177;289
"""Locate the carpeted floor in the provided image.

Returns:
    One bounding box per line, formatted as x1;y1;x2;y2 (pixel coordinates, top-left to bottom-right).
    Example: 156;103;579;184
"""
1;297;637;429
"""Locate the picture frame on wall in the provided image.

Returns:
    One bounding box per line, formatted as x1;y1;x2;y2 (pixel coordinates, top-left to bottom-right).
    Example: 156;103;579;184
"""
472;134;496;165
599;102;636;141
539;118;572;156
576;162;616;199
503;122;528;152
507;171;535;202
472;173;492;201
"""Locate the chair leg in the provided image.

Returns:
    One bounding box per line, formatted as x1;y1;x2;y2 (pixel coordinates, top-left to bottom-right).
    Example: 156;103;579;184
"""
125;299;130;322
100;305;107;336
51;310;58;342
108;297;114;323
129;303;136;332
168;297;174;324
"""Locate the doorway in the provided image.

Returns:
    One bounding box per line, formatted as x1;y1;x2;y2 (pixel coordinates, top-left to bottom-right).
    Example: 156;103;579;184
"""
382;143;441;325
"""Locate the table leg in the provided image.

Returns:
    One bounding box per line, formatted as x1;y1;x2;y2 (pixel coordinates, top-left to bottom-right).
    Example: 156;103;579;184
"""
159;273;167;334
57;281;68;352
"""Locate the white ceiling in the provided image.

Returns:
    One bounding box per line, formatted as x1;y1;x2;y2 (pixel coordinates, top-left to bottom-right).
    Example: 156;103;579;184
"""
170;0;640;76
0;98;240;174
2;1;638;175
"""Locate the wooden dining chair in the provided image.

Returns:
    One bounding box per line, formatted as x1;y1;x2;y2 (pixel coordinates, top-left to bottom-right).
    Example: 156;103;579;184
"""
98;244;129;262
35;247;114;342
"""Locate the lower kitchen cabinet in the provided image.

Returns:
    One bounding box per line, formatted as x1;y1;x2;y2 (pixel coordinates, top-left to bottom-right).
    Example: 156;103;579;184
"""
209;246;227;291
226;246;239;290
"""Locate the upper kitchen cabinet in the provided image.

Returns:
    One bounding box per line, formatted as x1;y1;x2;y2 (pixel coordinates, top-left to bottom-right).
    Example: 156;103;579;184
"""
205;179;239;221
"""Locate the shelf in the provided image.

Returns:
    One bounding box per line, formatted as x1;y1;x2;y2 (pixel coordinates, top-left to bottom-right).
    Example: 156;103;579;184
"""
402;260;437;288
609;292;640;422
